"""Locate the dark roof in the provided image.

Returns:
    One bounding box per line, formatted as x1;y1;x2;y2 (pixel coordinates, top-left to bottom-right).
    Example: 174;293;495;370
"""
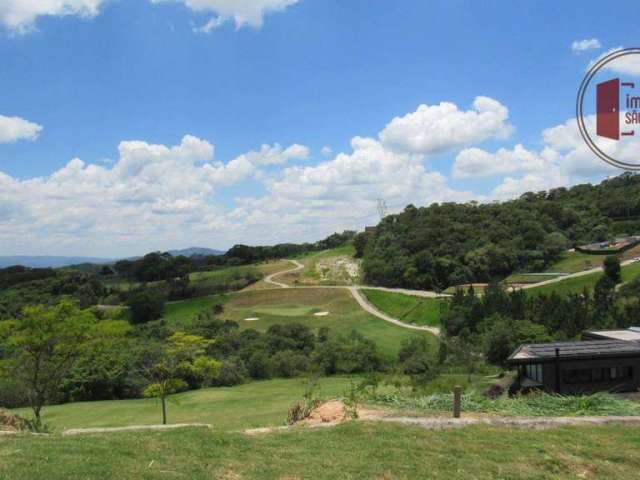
508;340;640;364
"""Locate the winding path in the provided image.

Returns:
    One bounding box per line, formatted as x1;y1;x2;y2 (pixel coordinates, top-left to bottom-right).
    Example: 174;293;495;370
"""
263;259;441;335
264;259;304;288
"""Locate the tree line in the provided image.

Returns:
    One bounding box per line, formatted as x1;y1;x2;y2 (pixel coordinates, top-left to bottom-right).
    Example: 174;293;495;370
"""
356;173;640;290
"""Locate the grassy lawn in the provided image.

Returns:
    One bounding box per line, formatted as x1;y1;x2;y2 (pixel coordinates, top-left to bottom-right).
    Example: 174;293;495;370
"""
161;288;435;357
4;422;640;479
162;295;227;329
12;377;356;433
361;289;444;327
546;251;608;273
221;288;436;357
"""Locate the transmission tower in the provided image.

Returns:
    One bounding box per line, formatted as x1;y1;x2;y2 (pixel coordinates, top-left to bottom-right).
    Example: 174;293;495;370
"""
376;198;388;220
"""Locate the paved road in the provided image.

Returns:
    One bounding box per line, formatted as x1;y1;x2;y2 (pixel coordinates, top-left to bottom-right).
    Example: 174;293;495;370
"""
263;259;441;335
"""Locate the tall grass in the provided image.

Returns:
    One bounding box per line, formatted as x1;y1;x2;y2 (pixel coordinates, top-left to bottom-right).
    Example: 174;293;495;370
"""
370;391;640;417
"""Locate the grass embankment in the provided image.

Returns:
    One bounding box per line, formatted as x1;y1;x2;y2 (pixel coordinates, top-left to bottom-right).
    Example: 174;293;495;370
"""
526;262;640;296
12;377;355;432
361;289;444;327
4;422;640;479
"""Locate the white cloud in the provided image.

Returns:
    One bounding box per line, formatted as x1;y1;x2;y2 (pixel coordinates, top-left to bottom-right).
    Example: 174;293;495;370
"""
152;0;298;31
571;38;601;53
0;0;105;33
0;114;42;143
0;135;315;255
379;96;513;154
320;146;332;156
453;144;553;179
462;114;625;199
588;47;640;76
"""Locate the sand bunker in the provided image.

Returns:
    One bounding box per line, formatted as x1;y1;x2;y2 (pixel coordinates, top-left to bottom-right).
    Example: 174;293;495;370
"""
244;317;260;321
314;311;330;317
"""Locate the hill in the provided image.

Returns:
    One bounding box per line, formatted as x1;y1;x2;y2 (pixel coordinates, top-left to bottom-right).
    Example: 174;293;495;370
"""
357;173;640;291
167;247;225;257
0;255;115;268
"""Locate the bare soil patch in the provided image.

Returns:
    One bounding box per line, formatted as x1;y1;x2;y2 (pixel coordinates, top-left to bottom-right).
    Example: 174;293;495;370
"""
0;410;27;432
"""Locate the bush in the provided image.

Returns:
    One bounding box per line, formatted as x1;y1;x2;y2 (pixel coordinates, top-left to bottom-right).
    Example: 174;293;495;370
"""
213;357;248;386
268;350;309;378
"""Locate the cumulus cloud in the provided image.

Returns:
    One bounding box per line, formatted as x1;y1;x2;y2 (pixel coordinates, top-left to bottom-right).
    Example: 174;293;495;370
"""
0;135;314;255
571;38;601;53
379;96;513;154
454;114;624;199
0;114;42;143
0;0;105;33
151;0;298;32
588;47;640;76
453;144;554;179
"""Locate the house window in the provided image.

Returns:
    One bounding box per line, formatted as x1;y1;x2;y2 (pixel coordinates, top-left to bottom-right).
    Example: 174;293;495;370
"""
562;368;592;384
564;366;634;384
525;364;543;383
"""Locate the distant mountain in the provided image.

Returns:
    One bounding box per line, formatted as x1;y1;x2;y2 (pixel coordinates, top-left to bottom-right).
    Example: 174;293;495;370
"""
166;247;225;257
0;256;115;269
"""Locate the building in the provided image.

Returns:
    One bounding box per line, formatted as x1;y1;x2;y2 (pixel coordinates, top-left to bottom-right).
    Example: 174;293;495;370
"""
583;327;640;342
508;339;640;394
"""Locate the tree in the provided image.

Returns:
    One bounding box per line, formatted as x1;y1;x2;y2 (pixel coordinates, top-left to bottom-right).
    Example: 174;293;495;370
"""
0;300;111;428
603;255;621;284
126;288;165;324
138;332;220;424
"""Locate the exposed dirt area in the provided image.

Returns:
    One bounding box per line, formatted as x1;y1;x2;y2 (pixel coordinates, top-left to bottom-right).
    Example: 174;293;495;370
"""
314;256;361;285
0;409;27;432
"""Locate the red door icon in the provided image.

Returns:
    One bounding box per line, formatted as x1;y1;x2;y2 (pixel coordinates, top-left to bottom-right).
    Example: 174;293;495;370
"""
597;78;619;140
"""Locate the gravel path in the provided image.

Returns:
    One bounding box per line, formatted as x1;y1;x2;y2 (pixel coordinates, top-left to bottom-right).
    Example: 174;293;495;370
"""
379;415;640;430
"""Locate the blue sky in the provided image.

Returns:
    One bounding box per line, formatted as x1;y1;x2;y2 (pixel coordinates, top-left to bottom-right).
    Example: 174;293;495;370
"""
0;0;639;256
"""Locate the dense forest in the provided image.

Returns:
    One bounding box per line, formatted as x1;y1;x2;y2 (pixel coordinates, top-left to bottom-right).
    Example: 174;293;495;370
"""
357;174;640;290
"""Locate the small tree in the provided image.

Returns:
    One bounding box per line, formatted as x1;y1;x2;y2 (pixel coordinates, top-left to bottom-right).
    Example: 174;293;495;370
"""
138;332;220;424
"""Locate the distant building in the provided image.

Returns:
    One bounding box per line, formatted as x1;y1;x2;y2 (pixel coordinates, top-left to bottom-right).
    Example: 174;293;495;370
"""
508;338;640;394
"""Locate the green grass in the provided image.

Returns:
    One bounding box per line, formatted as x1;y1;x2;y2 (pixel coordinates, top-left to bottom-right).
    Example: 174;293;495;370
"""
4;422;640;479
372;390;640;417
505;273;564;284
546;251;608;273
525;262;640;296
162;295;227;329
161;288;436;357
12;377;355;432
361;289;444;327
221;288;436;357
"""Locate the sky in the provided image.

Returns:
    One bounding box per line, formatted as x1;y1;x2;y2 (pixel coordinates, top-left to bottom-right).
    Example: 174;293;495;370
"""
1;0;639;257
